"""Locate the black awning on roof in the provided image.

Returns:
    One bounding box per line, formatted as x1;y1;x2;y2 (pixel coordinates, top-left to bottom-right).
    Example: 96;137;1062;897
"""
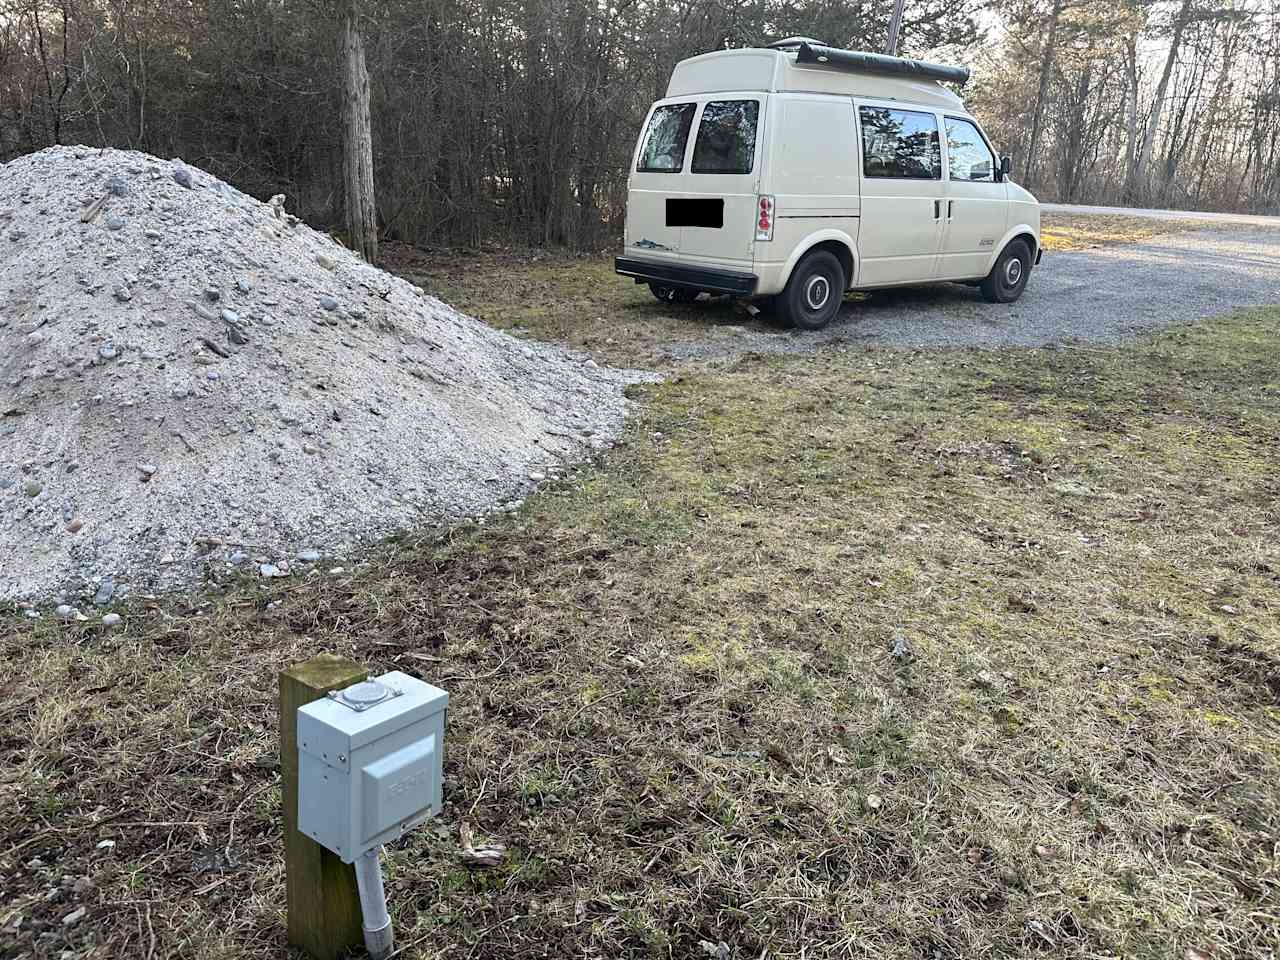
794;43;970;85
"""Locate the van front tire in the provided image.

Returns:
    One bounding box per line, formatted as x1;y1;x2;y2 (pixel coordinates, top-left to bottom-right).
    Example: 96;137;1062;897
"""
778;251;846;330
980;240;1032;304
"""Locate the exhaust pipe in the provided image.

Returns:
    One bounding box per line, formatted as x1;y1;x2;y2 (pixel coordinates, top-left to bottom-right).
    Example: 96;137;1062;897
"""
354;847;394;959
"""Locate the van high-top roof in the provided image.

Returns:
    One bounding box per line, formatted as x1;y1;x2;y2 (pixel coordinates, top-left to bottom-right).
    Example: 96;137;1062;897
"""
666;42;967;111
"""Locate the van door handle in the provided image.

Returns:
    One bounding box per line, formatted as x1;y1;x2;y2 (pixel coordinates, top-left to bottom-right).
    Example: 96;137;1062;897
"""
933;200;941;220
947;200;954;220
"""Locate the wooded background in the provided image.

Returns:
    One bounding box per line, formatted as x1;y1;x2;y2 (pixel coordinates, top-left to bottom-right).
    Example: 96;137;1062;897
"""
2;0;1278;251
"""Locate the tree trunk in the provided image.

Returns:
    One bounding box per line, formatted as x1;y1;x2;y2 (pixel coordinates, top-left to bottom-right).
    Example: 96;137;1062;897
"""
1123;35;1139;198
1023;0;1063;189
341;0;377;263
1129;0;1194;201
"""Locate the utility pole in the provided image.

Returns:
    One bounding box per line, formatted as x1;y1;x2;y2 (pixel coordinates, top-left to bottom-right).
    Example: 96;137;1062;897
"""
885;0;906;56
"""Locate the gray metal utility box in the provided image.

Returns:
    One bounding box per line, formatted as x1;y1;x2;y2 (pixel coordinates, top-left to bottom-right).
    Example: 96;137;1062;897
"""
297;671;448;863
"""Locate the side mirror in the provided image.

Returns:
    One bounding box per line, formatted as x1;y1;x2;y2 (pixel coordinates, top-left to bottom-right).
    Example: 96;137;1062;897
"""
999;155;1012;180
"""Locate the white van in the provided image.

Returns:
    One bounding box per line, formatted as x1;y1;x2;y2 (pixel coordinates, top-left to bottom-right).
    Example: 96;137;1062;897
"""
614;40;1041;330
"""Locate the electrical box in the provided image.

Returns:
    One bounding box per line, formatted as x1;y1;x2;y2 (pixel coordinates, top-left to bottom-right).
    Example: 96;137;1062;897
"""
297;671;448;863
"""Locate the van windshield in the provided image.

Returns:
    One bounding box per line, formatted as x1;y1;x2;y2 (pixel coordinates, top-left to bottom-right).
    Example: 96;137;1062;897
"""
637;103;696;173
691;100;760;175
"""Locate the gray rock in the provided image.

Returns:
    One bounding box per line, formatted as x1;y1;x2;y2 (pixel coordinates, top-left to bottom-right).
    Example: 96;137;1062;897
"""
137;463;157;478
22;480;42;497
93;578;115;605
61;907;87;927
236;278;253;293
172;386;189;399
221;308;240;324
259;563;286;578
190;302;219;324
204;286;221;302
105;213;126;231
173;166;193;189
55;603;77;620
228;551;248;566
207;370;220;381
107;175;128;197
102;613;122;628
144;228;162;240
113;286;132;303
319;295;338;312
98;343;117;360
296;549;321;563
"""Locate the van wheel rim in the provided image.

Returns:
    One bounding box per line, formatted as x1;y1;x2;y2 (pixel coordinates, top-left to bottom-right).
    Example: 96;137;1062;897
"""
1004;258;1023;287
805;275;831;311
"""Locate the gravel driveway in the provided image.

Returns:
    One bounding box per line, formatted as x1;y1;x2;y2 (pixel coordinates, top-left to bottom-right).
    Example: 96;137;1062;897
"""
1042;202;1280;227
661;226;1280;359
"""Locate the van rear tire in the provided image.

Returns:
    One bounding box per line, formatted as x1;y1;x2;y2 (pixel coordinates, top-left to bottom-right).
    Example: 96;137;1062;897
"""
778;250;846;330
649;283;700;304
980;240;1032;303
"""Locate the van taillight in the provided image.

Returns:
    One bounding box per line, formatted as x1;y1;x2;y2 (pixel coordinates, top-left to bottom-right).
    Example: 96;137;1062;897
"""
756;195;774;241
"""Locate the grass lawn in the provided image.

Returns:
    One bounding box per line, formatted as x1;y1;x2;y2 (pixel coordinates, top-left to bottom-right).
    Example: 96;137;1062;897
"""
3;217;1278;960
1038;213;1233;252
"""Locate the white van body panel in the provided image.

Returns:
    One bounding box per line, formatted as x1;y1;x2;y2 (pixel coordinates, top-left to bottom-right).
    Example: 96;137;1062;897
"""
666;48;966;110
759;226;860;297
620;46;1040;301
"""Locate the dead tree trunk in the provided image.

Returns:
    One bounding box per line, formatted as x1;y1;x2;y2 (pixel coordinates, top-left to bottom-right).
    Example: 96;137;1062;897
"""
1123;35;1139;199
1023;0;1063;189
1129;0;1194;202
341;0;377;263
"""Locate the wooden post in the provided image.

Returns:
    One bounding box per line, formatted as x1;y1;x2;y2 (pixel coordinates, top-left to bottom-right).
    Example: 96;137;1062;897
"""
280;654;367;959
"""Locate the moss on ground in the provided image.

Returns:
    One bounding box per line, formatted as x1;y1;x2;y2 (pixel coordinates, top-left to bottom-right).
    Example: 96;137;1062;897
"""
2;281;1278;958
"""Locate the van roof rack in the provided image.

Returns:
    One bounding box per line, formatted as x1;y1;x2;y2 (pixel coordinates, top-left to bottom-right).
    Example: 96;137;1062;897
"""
791;41;970;85
767;37;829;50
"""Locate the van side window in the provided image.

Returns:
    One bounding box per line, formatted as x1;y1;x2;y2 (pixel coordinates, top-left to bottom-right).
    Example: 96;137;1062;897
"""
637;103;696;173
858;106;941;180
944;117;995;182
691;100;760;175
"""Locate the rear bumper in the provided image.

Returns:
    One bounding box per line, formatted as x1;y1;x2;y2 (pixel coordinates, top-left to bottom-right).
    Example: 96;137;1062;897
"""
614;257;757;296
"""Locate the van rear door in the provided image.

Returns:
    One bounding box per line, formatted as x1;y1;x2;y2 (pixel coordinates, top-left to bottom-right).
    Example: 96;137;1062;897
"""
625;96;762;269
675;98;763;265
626;101;696;258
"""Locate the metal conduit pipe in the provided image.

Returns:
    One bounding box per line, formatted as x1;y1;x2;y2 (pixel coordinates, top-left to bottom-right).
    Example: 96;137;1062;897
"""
354;847;394;959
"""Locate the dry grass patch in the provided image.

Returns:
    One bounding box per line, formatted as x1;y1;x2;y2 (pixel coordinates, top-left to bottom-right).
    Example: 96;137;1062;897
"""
1038;212;1229;252
3;308;1279;960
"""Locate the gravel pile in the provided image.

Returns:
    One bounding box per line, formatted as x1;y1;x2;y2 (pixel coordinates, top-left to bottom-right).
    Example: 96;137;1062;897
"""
0;146;641;606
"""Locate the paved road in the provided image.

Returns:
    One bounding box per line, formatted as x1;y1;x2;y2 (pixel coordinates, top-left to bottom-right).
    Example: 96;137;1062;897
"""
1043;202;1280;227
661;225;1280;358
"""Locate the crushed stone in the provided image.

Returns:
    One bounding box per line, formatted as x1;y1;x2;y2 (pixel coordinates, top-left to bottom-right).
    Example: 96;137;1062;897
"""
0;145;646;604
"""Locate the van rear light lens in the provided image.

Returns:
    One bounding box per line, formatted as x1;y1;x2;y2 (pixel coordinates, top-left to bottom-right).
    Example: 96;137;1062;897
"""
756;195;774;241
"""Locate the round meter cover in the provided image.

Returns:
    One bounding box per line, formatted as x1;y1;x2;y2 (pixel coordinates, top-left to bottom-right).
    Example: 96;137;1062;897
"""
338;679;392;711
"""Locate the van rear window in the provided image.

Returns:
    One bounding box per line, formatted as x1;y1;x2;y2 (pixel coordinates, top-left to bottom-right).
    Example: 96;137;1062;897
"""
637;103;696;173
691;100;760;175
